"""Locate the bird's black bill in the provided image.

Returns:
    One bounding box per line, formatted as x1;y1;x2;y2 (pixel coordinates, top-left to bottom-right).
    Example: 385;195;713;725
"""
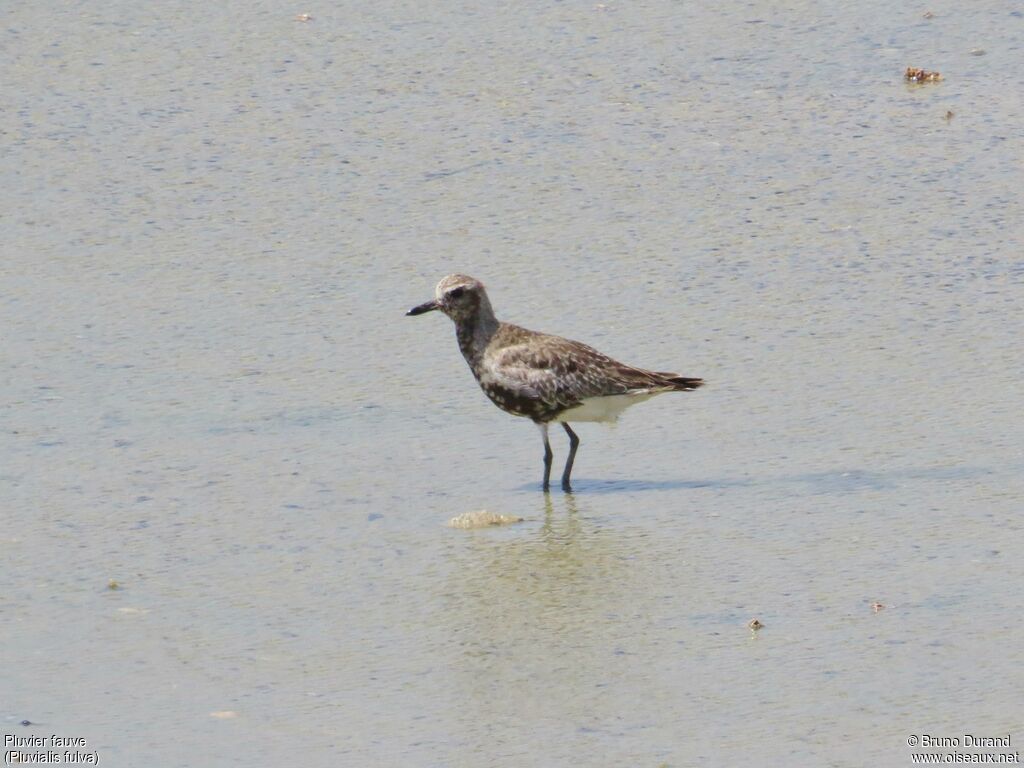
406;300;439;316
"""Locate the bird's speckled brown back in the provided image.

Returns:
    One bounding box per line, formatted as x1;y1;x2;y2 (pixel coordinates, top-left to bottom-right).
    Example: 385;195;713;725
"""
467;322;701;422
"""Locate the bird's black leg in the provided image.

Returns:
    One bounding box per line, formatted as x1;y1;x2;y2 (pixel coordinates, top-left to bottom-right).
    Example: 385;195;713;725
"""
561;422;580;491
538;422;553;492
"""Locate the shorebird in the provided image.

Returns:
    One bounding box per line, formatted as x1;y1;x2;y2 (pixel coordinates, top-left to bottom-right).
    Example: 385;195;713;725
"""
407;274;704;491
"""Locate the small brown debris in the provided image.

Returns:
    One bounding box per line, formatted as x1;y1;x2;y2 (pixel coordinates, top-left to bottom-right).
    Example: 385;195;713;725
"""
210;710;239;719
923;10;935;18
871;602;885;613
747;618;764;631
294;13;312;22
944;110;955;121
107;579;120;590
905;67;942;83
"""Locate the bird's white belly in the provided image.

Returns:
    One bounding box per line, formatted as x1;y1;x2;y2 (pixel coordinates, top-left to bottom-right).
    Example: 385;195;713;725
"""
554;392;660;423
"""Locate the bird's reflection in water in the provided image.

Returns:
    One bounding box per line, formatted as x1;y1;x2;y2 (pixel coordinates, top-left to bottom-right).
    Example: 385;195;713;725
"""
436;488;644;736
538;490;583;550
443;490;629;633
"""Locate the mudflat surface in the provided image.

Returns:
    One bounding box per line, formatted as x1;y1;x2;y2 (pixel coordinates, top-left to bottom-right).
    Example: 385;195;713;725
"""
3;1;1022;765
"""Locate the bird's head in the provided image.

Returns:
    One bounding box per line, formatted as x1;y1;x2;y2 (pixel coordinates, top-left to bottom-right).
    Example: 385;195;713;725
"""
407;274;490;324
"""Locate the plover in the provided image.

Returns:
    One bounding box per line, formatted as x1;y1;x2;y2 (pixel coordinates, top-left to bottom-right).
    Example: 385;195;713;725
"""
407;274;704;491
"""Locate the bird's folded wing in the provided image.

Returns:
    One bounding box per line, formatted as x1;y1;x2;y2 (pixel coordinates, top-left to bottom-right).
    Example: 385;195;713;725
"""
488;336;648;407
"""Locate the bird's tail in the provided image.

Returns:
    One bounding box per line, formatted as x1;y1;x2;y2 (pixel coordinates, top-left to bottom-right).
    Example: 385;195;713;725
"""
654;373;704;391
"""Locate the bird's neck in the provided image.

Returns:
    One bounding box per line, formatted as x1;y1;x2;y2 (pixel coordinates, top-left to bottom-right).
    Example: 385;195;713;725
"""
455;303;499;368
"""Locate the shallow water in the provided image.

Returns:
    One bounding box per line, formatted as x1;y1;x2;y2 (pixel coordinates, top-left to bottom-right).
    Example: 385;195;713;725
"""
3;0;1023;765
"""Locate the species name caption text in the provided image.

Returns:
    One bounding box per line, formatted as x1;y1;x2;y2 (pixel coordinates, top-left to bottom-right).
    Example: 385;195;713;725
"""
908;734;1018;764
4;734;98;765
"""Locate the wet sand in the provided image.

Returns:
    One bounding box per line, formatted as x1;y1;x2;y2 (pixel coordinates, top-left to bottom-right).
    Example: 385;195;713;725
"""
2;1;1023;765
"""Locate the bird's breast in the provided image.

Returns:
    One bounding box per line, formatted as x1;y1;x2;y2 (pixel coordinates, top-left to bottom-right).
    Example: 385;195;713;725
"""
473;370;557;421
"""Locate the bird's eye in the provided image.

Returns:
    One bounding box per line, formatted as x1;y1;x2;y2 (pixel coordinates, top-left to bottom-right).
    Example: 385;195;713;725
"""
448;287;466;299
